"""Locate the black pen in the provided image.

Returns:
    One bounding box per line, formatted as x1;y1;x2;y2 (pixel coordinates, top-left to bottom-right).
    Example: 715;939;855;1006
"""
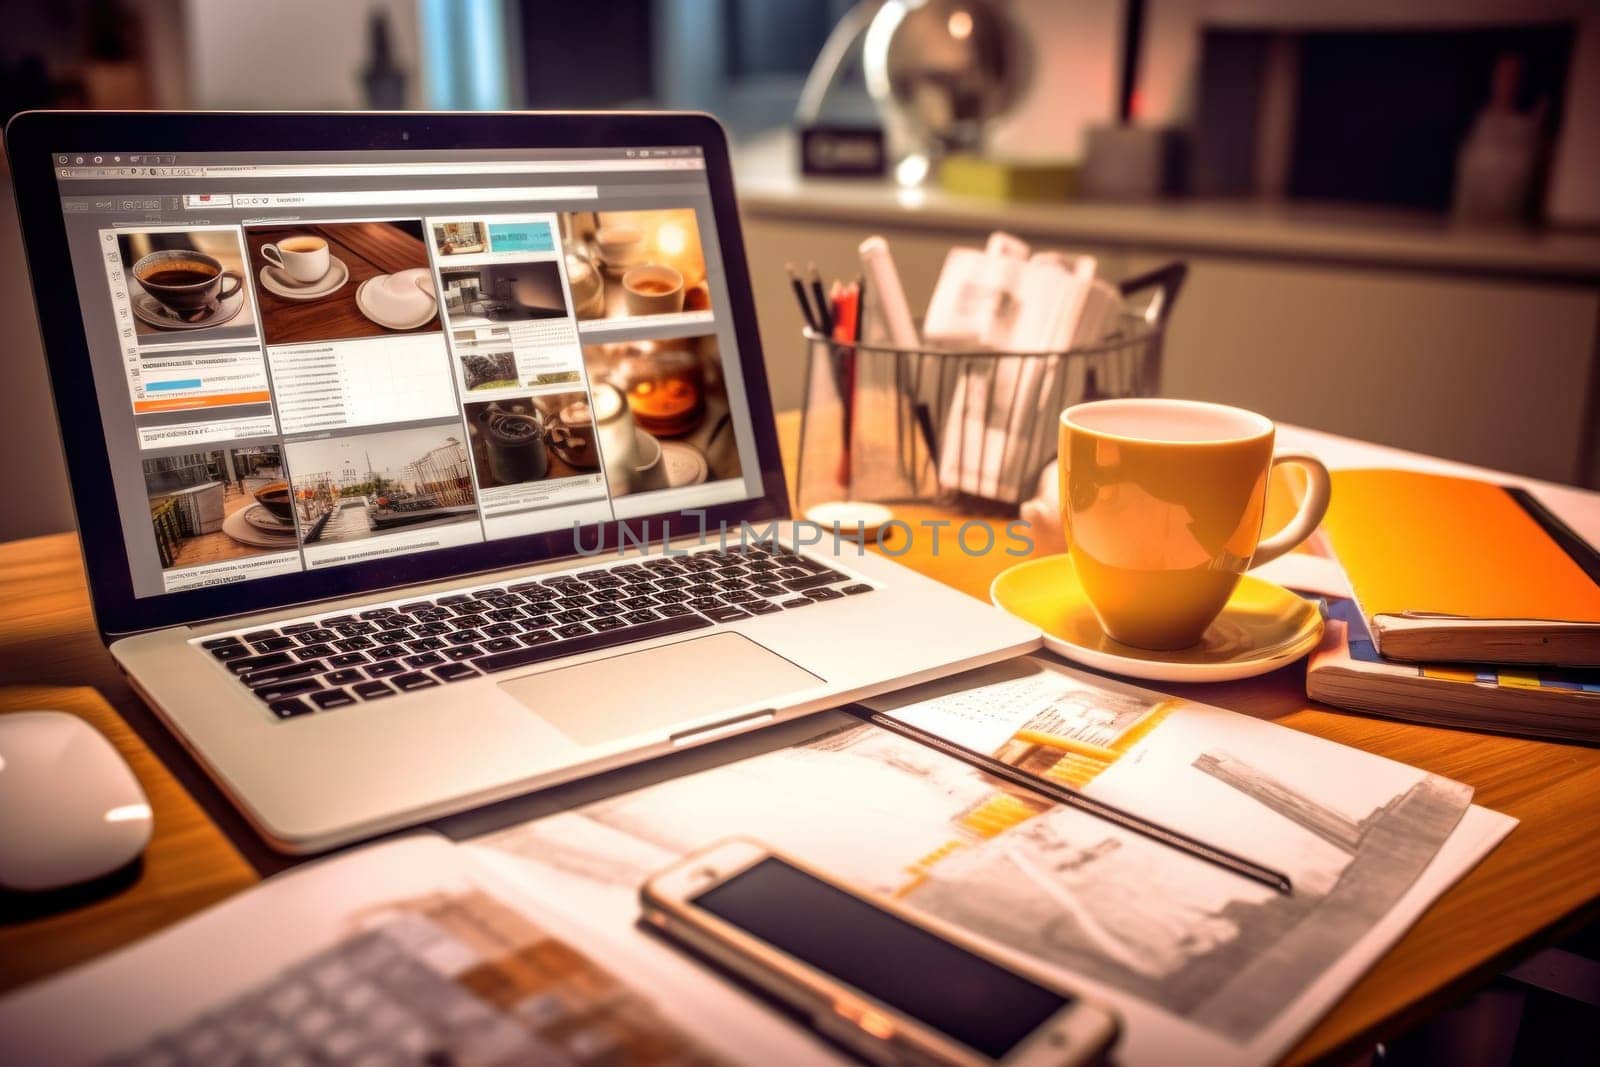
843;704;1295;896
808;262;834;336
787;262;820;333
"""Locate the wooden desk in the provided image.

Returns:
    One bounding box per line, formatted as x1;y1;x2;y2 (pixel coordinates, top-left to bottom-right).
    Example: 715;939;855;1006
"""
1;416;1598;1066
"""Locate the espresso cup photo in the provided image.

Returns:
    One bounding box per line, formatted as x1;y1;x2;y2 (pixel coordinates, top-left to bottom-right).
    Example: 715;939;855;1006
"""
1058;398;1331;650
262;236;330;284
622;264;685;316
132;250;242;318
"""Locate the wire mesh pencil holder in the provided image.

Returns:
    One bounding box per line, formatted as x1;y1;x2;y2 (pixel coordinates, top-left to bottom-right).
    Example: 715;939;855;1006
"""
796;262;1185;517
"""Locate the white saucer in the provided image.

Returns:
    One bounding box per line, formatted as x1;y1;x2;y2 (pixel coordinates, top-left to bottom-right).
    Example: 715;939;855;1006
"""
132;289;245;331
659;440;709;487
355;269;438;330
258;257;349;301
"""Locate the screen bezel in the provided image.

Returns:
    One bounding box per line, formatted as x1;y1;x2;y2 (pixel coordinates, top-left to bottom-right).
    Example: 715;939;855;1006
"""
5;110;791;641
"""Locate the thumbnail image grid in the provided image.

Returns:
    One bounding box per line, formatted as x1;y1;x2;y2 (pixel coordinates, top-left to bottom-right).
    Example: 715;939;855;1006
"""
246;221;439;345
582;334;742;497
144;445;293;569
464;391;602;491
559;209;711;322
282;425;478;545
118;229;256;342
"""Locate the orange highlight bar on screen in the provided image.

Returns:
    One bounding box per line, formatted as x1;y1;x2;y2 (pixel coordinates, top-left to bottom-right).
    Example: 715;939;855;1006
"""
133;391;271;413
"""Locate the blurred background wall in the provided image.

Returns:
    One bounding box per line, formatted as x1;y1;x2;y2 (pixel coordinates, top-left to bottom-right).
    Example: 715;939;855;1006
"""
2;0;1597;540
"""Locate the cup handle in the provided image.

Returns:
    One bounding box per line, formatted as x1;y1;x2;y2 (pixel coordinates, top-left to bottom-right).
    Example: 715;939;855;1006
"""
1249;451;1332;569
262;244;283;269
217;271;242;301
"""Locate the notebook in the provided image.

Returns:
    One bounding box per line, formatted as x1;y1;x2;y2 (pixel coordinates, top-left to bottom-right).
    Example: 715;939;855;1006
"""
1307;597;1600;743
1319;470;1600;667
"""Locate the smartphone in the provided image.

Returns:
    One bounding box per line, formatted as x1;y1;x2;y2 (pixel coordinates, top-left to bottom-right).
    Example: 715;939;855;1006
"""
640;838;1120;1066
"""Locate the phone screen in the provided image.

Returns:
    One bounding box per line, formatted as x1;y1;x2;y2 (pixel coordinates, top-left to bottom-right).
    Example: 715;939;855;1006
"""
692;857;1070;1059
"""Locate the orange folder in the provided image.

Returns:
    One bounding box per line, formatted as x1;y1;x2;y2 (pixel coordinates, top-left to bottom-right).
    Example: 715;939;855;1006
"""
1320;469;1600;666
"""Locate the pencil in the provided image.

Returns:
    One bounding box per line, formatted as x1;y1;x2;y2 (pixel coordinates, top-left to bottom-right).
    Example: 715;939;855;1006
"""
845;705;1294;896
787;262;820;333
1014;729;1122;763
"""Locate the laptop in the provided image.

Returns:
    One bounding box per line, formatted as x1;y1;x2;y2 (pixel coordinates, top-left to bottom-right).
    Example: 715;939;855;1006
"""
6;111;1038;853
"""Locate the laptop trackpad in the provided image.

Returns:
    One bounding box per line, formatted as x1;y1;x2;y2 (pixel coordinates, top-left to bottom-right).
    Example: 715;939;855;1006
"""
498;633;823;746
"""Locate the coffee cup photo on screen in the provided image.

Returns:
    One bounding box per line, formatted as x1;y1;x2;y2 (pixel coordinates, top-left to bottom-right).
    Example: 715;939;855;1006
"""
143;445;296;570
117;228;256;343
245;220;439;345
558;209;711;322
281;425;478;546
582;335;742;497
463;391;604;491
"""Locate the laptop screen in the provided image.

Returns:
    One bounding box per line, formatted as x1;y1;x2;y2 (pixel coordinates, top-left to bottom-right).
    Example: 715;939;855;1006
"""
48;146;766;599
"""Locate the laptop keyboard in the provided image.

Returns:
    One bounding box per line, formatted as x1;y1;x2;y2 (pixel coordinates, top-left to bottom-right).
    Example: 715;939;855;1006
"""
198;544;874;721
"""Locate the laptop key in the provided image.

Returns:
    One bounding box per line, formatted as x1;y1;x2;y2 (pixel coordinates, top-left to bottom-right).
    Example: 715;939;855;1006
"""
841;584;873;595
591;603;624;617
242;629;280;643
555;622;591;639
446;630;483;646
210;644;252;662
481;637;520;653
320;614;359;626
432;663;479;683
268;697;314;719
520;630;558;647
747;600;784;615
248;633;296;652
590;617;625;632
253;678;322;702
783;572;849;593
328;651;370;668
295;628;337;644
807;587;845;601
405;651;445;669
442;645;480;661
702;605;751;622
373;628;413;644
359;607;399;620
365;661;405;678
473;614;714;675
451;614;489;630
622;609;660;625
369;643;407;660
295;643;336;661
412;621;452;636
753;584;786;598
781;597;814;609
407;637;446;652
656;603;694;618
392;672;439;692
481;622;520;638
202;635;242;650
333;636;374;651
324;669;364;687
310;688;357;710
521;616;555;630
282;621;320;635
225;651;295;675
352;680;394;700
241;660;325;687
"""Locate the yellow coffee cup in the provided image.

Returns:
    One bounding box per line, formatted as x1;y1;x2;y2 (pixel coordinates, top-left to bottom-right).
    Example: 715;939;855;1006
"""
1058;398;1331;650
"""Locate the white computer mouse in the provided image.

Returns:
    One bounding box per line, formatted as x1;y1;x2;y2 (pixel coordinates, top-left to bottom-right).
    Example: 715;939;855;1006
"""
0;711;153;892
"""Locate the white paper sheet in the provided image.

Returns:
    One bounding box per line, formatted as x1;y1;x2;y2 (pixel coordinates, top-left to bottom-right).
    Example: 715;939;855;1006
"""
479;658;1514;1066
